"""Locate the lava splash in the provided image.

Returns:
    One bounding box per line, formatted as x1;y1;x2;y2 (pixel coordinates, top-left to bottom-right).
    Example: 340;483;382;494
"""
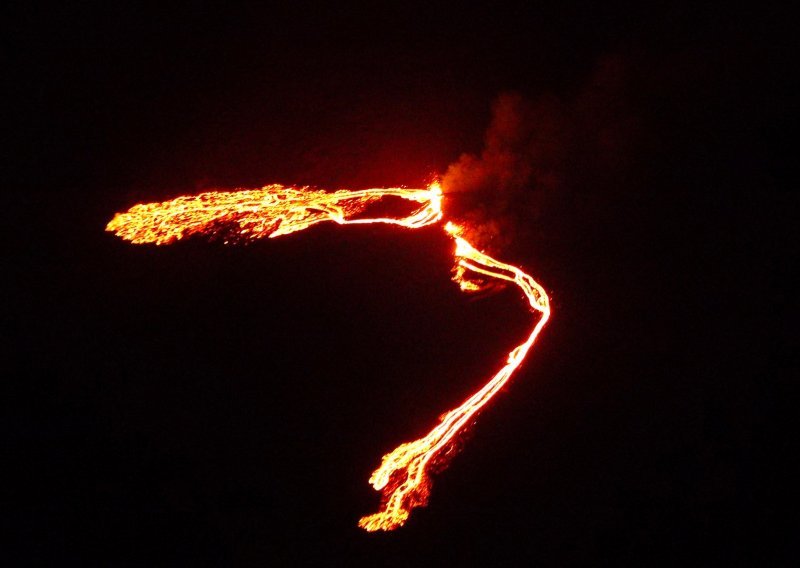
106;182;550;531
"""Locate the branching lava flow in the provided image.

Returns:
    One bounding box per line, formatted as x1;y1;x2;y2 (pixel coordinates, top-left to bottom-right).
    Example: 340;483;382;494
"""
106;182;550;531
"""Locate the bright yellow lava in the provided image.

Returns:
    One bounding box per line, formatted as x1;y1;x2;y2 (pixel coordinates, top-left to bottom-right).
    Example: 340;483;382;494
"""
106;182;550;532
106;184;442;244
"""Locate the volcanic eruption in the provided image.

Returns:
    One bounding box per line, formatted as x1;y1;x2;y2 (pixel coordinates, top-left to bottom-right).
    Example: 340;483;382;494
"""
106;180;550;531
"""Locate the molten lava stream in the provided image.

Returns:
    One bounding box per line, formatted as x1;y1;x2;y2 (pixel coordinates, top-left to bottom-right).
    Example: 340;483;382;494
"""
106;182;550;532
357;222;550;531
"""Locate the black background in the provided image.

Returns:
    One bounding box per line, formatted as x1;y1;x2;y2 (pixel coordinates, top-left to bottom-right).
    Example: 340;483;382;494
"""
8;2;791;565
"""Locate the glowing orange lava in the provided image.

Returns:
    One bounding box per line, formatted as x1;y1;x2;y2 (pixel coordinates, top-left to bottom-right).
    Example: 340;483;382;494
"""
107;181;550;531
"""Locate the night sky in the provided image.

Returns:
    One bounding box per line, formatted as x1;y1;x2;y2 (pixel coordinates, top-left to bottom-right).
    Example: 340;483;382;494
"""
8;2;790;565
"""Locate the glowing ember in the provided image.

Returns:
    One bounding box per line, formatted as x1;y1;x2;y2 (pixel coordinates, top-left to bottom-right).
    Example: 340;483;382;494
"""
106;181;550;531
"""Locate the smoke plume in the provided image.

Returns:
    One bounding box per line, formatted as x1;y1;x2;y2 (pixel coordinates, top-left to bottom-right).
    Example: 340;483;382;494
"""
442;57;637;254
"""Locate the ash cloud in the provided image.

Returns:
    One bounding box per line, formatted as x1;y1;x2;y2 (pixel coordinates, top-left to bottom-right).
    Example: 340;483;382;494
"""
442;57;638;254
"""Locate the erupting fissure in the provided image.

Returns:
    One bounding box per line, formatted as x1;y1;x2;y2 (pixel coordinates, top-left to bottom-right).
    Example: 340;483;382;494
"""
107;181;550;531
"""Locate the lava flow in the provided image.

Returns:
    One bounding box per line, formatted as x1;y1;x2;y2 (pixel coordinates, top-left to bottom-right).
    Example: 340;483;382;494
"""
106;181;550;531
